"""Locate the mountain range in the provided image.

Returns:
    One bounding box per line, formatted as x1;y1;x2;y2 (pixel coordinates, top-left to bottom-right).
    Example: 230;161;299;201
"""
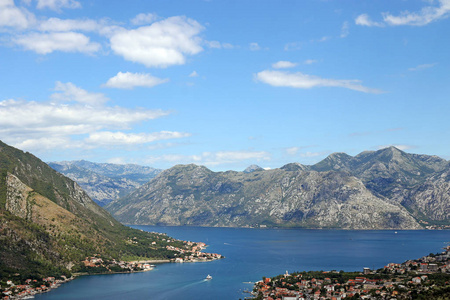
48;161;161;206
106;147;449;229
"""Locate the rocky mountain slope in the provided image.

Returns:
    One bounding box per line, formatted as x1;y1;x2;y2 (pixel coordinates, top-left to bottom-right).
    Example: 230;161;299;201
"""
48;160;161;206
310;147;449;222
0;141;180;280
106;147;449;229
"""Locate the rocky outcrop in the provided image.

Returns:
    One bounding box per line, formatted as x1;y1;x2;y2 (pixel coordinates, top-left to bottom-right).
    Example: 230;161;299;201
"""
5;173;33;220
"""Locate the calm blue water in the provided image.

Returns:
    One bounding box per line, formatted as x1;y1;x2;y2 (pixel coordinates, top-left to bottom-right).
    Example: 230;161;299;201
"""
36;227;449;299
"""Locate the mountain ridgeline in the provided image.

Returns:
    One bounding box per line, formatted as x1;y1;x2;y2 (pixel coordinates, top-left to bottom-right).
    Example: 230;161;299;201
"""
48;161;161;206
106;147;450;229
0;141;184;280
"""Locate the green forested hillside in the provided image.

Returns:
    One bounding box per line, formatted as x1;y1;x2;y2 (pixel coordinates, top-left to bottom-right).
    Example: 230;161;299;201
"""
0;140;180;281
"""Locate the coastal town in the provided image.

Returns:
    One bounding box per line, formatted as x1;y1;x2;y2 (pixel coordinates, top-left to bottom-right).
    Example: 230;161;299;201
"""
0;276;73;299
251;245;450;300
0;238;223;299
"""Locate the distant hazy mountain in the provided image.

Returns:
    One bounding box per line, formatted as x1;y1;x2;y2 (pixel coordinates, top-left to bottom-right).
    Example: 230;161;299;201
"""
106;147;449;229
49;161;161;206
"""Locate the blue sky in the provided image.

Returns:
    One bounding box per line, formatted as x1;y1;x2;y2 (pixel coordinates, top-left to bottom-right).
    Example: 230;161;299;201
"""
1;0;449;171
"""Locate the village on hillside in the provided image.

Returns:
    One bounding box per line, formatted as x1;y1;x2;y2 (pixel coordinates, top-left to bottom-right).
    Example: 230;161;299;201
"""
0;238;223;299
251;245;450;300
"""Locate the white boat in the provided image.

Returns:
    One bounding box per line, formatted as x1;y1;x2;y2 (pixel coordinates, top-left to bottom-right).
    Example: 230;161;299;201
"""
206;274;212;280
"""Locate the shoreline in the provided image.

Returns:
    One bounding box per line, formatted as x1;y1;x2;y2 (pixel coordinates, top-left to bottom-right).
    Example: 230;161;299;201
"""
130;224;450;230
9;256;222;299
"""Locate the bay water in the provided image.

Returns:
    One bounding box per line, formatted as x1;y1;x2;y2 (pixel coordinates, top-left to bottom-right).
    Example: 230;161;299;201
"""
35;227;449;299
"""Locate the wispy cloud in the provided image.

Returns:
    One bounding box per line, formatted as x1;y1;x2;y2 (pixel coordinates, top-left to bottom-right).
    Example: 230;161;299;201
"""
145;150;271;167
189;71;199;77
284;145;317;156
0;82;187;153
284;42;302;51
299;151;325;158
85;131;191;147
355;14;385;27
36;0;81;12
255;70;384;94
103;72;169;89
340;21;349;38
205;40;235;49
285;147;300;156
356;0;450;27
408;63;437;71
249;42;261;51
13;32;101;54
303;59;317;65
272;61;297;69
51;81;108;105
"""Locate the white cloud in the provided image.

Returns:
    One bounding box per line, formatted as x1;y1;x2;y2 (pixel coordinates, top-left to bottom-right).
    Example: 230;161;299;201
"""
131;13;158;25
13;32;101;54
51;81;108;105
110;16;204;68
356;0;450;27
0;98;167;133
383;0;450;26
0;0;35;29
189;71;199;77
249;42;261;51
255;70;384;94
340;21;349;38
36;0;81;11
355;14;385;27
205;40;234;49
85;131;191;146
103;72;169;89
272;61;297;69
0;83;173;152
408;63;437;71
